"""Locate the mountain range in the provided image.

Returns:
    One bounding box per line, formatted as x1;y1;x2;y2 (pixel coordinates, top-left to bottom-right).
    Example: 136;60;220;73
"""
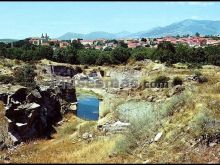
58;19;220;40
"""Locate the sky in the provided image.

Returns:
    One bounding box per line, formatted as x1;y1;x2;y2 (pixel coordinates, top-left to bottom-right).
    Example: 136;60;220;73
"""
0;1;220;39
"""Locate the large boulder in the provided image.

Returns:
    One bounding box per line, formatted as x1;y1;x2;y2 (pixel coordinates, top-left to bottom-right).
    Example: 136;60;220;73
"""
1;82;77;145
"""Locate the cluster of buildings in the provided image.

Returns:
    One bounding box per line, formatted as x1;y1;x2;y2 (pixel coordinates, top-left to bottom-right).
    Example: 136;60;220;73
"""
155;36;220;47
28;33;220;50
73;36;220;50
28;33;70;49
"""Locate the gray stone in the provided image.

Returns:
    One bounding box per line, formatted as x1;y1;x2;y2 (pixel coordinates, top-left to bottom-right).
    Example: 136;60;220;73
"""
169;85;185;96
82;132;92;140
3;84;77;145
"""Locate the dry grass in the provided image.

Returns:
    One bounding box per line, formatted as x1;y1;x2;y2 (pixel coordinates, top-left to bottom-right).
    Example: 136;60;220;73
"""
1;60;220;163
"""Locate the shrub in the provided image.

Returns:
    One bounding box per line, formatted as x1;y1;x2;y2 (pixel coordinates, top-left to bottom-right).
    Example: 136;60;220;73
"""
189;110;210;137
194;70;202;77
75;66;83;73
112;135;130;154
13;64;37;88
187;63;202;69
84;65;89;69
172;76;183;86
197;76;208;83
154;76;170;88
61;122;77;135
0;75;14;84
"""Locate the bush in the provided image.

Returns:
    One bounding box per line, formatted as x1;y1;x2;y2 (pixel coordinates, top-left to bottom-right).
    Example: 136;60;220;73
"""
13;64;37;88
188;63;202;69
61;122;77;135
172;77;183;86
84;65;89;69
154;76;170;88
75;66;83;73
0;75;14;84
194;70;202;77
197;76;208;83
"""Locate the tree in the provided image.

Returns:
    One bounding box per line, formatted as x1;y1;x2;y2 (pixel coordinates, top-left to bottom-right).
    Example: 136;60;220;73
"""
0;42;7;57
204;45;220;66
118;41;128;48
193;47;206;64
111;47;131;64
141;38;147;42
131;47;155;61
37;46;53;60
153;41;176;63
70;40;84;50
96;51;112;65
65;46;78;64
195;32;200;37
77;49;100;65
157;41;176;53
175;44;190;63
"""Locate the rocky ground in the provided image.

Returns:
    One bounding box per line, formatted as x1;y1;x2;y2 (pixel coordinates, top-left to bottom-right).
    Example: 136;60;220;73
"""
0;58;220;163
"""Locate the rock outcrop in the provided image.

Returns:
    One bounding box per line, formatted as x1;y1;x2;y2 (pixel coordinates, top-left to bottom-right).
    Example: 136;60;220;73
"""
50;65;83;78
0;82;77;145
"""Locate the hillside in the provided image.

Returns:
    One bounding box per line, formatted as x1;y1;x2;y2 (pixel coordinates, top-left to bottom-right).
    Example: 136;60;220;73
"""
134;19;220;38
0;59;219;163
58;19;220;40
0;39;18;43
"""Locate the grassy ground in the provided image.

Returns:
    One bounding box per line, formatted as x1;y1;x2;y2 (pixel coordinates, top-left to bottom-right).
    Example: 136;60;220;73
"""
0;59;220;163
1;115;134;163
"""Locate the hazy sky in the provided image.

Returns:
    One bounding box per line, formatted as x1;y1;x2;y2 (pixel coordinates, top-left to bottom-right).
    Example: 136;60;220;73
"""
0;1;220;39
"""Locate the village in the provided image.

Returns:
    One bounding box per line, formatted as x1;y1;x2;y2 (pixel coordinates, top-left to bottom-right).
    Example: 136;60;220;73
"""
28;33;220;50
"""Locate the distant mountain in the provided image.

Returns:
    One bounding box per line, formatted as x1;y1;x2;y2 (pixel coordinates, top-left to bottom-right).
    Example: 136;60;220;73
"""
57;32;84;40
0;39;18;43
133;19;220;38
58;31;132;40
58;19;220;40
115;31;132;38
85;31;117;40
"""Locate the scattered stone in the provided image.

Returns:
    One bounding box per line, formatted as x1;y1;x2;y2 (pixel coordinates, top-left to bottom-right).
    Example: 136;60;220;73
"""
0;141;7;151
100;120;131;133
142;160;150;164
133;66;142;71
209;142;217;147
152;63;166;71
169;85;185;96
154;132;163;142
147;95;156;102
82;132;93;140
3;155;10;164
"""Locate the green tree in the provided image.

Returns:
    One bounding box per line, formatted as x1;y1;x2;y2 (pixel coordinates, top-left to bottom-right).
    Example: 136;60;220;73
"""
96;51;112;65
141;38;147;42
111;47;131;64
118;41;128;48
77;49;100;65
195;32;200;37
153;42;176;64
